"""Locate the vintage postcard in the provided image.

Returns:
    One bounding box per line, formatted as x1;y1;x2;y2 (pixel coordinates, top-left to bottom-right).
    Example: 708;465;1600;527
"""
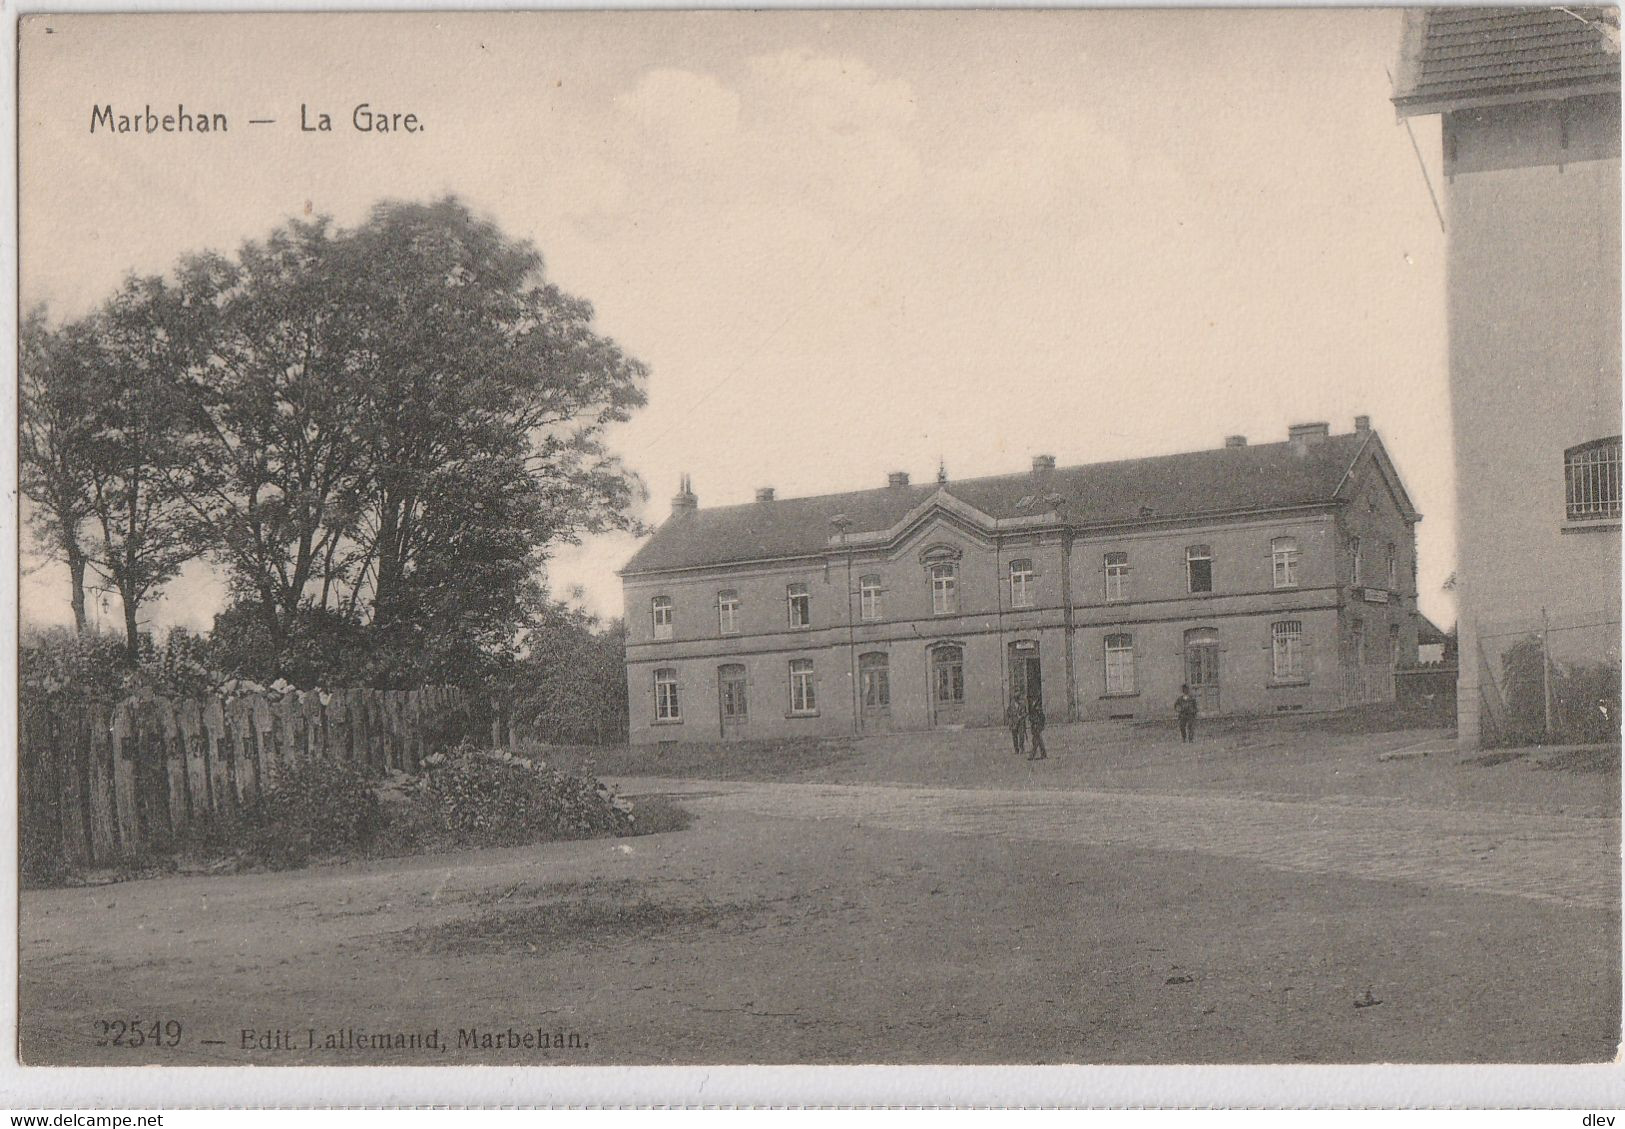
11;4;1622;1102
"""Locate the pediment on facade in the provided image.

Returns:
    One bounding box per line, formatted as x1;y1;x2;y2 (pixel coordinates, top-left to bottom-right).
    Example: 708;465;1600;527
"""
825;488;1057;553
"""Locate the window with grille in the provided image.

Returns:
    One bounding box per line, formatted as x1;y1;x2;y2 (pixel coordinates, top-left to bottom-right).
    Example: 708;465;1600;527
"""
789;658;817;714
859;575;882;621
1009;559;1035;608
929;562;959;615
1271;621;1304;680
787;582;811;627
717;590;739;635
1271;537;1299;588
1565;437;1622;521
1104;633;1135;695
1186;545;1213;594
718;664;747;721
652;596;673;640
654;668;680;721
1104;552;1129;601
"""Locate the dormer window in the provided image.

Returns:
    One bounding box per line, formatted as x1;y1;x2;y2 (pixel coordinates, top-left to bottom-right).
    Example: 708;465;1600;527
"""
652;595;673;640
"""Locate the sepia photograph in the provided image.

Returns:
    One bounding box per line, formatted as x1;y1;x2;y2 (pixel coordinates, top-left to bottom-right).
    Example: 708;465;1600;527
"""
11;5;1622;1088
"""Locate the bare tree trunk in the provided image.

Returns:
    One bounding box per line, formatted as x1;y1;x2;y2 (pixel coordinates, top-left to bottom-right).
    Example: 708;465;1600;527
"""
121;588;140;666
65;539;88;634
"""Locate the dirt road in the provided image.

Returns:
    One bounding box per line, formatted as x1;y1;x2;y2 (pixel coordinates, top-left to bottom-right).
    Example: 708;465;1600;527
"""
21;758;1618;1065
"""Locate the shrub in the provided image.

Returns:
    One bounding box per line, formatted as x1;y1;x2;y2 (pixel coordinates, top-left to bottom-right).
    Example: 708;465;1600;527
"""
420;745;633;848
243;756;383;869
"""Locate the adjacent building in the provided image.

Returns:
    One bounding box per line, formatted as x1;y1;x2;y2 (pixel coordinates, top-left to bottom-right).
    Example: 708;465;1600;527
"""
620;420;1422;744
1393;8;1622;747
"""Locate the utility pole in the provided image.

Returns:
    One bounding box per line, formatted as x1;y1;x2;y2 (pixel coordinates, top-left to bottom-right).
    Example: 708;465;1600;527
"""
1540;606;1555;742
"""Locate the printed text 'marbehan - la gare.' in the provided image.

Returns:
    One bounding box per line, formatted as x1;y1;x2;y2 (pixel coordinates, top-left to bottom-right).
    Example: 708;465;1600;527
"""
90;103;424;133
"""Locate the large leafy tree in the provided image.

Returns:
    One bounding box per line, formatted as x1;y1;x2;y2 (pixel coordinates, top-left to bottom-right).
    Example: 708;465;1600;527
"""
178;196;648;683
79;275;211;662
19;309;101;632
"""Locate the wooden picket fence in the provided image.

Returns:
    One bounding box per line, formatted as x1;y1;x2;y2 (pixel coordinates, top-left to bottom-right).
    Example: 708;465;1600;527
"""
19;686;466;869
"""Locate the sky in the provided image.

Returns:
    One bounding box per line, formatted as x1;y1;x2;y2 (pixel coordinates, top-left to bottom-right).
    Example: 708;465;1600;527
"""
17;9;1457;634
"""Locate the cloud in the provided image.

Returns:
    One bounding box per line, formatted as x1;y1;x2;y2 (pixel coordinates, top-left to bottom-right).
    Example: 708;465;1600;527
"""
615;68;741;149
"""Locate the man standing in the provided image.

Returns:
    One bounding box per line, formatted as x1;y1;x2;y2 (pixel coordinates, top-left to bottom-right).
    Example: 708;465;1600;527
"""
1175;684;1199;743
1026;697;1048;760
1005;695;1027;756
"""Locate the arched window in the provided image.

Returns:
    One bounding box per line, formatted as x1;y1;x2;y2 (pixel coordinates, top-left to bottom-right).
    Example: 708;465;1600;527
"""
859;574;883;621
1185;545;1213;594
1104;633;1135;695
717;589;739;635
1565;437;1621;520
654;668;680;721
929;561;959;615
1104;552;1129;601
1009;559;1035;608
859;652;890;711
651;596;673;640
718;663;747;721
1271;620;1304;680
1271;537;1299;588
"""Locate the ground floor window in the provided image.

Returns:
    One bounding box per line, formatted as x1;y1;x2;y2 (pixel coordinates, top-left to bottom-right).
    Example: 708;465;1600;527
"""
719;663;747;721
1104;633;1135;694
789;658;817;714
1271;620;1304;680
654;668;680;721
932;644;965;704
859;652;890;711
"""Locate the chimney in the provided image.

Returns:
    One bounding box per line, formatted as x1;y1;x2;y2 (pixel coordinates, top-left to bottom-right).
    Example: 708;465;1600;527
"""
1354;414;1371;433
670;474;698;515
1224;435;1247;448
1288;422;1330;451
887;471;910;487
755;487;776;503
1031;454;1056;476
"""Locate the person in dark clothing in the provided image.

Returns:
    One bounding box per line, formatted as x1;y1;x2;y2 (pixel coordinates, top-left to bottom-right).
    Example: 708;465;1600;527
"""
1005;696;1027;756
1175;684;1199;743
1026;698;1048;760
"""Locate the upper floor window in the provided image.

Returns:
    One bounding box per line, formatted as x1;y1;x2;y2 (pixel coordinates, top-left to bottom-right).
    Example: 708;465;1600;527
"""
654;667;680;721
1386;543;1397;591
1565;437;1621;521
651;595;673;640
1009;559;1035;608
1271;537;1299;589
1271;620;1304;680
859;574;883;621
788;658;817;714
717;589;739;635
929;562;959;615
787;582;810;627
1104;633;1135;695
1349;536;1362;585
1186;545;1213;594
1104;552;1129;601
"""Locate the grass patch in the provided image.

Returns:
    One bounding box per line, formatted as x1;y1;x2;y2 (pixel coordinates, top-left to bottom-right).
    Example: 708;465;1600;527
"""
400;878;760;953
